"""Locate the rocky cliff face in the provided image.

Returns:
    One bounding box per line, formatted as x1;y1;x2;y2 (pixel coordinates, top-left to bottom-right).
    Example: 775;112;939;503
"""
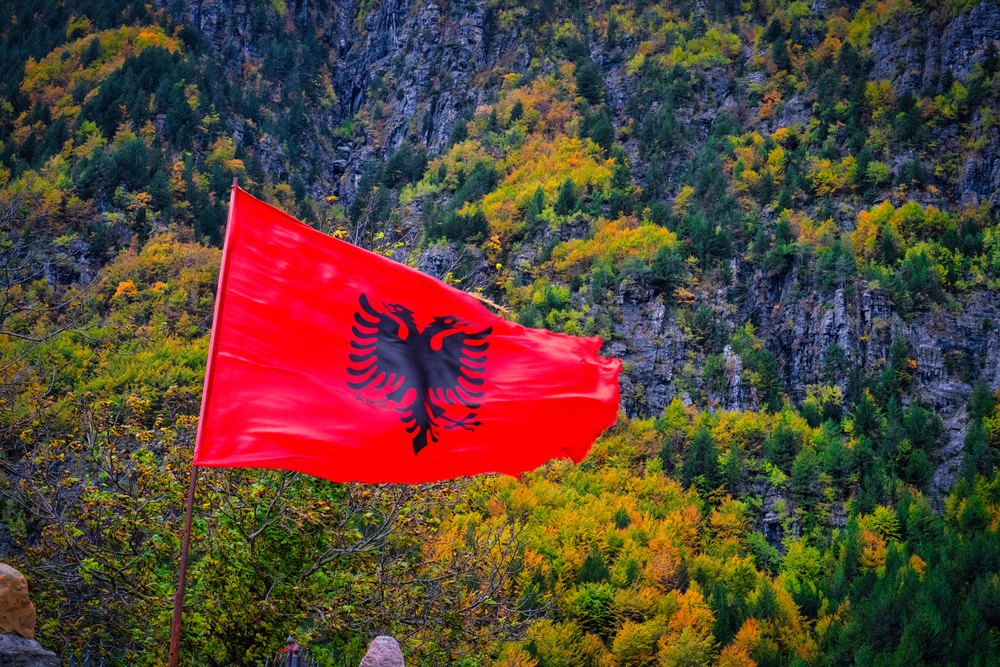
613;255;1000;450
869;2;1000;94
167;0;1000;207
870;2;1000;206
169;0;1000;484
164;0;517;202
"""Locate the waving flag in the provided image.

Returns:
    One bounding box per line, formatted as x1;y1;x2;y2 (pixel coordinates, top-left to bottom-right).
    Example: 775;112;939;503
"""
193;185;621;483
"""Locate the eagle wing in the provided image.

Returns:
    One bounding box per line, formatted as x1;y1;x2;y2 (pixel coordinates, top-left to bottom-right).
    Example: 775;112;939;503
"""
426;326;491;408
348;294;418;403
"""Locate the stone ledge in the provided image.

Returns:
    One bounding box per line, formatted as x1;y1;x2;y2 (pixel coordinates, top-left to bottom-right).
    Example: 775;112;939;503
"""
0;633;58;667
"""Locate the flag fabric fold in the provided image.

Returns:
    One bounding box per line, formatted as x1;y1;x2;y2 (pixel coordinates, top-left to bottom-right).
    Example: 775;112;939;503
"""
194;186;621;483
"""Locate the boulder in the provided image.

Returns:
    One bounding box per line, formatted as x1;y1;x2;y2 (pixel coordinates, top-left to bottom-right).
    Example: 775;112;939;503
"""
0;634;58;667
0;565;34;639
359;636;405;667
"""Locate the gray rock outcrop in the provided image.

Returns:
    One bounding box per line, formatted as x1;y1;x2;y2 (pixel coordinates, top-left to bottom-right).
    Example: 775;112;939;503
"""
359;636;405;667
160;0;519;203
870;2;1000;93
0;635;58;667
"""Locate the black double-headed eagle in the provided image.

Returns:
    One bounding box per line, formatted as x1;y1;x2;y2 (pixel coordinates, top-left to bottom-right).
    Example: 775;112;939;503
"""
348;294;492;454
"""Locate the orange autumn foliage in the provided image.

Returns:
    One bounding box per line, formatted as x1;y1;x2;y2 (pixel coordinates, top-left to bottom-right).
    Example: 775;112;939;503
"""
717;645;758;667
860;528;888;573
667;589;715;637
643;545;682;593
729;618;774;663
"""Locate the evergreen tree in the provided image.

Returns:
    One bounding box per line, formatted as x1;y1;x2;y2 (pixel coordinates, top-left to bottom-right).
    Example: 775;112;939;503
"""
765;415;801;473
985;41;1000;78
449;119;468;145
578;545;610;584
554;178;576;215
852;389;884;440
764;17;783;43
683;426;721;492
525;186;545;232
575;60;604;106
940;67;955;94
588;111;615;153
647;245;683;295
772;36;790;72
465;209;489;241
510;99;524;122
81;36;102;68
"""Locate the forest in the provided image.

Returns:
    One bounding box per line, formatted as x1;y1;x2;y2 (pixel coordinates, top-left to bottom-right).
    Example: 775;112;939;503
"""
0;0;999;664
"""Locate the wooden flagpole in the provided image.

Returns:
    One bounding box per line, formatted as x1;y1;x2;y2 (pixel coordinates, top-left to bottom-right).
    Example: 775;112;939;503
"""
168;178;242;666
168;465;199;666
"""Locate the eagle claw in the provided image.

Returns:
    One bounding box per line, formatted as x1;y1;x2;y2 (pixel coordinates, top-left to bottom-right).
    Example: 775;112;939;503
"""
442;413;481;431
354;394;393;409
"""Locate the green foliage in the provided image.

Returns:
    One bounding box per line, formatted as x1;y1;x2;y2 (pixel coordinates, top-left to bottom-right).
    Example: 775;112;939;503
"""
760;214;796;276
427;208;490;243
575;60;604;107
384;143;429;188
731;326;783;413
81;50;196;151
801;385;842;428
683;425;721;493
581;107;614;154
578;546;611;584
510;99;524;122
451;160;500;210
5;3;1000;666
554;178;576;216
525;186;546;234
450;119;469;145
765;410;803;474
566;584;615;637
646;244;684;296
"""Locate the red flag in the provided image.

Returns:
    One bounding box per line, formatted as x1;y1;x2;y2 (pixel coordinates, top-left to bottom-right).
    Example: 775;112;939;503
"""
193;186;621;482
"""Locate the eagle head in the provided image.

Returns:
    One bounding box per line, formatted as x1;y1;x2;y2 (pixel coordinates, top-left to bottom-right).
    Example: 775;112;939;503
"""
428;315;469;334
385;302;414;317
383;302;418;333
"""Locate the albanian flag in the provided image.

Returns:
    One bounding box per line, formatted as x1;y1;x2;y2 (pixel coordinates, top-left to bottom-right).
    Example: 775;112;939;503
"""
193;185;621;483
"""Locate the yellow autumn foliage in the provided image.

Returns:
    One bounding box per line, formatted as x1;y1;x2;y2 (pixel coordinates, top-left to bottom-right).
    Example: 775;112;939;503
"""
477;134;611;239
21;26;181;114
551;218;678;276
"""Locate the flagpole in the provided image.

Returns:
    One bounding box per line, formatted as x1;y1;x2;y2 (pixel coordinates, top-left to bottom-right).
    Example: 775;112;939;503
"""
168;465;199;666
168;178;242;667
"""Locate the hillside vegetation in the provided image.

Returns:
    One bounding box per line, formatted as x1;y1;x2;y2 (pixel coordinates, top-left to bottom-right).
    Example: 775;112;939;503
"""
1;0;1000;664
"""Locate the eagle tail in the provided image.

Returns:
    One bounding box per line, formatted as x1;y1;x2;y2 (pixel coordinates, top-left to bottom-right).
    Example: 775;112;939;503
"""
412;426;429;454
405;396;438;455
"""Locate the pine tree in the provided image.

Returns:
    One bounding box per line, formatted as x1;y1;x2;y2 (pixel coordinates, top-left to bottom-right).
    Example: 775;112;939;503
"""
683;426;721;492
510;99;524;122
764;17;783;43
525;186;545;232
578;545;610;584
765;416;801;474
554;178;576;216
575;60;604;106
985;41;1000;78
772;36;790;72
589;112;614;153
449;119;467;145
